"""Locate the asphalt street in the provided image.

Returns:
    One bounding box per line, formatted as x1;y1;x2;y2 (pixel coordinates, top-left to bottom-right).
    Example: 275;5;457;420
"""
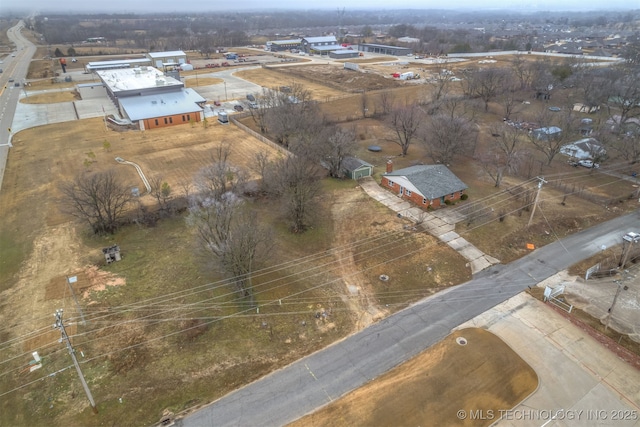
179;211;639;426
0;20;33;191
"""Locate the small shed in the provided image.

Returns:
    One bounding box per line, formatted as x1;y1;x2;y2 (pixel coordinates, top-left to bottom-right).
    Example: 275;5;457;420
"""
342;157;373;180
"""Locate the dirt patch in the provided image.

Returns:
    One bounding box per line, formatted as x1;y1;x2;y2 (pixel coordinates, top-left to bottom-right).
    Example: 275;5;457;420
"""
289;328;538;427
44;265;126;300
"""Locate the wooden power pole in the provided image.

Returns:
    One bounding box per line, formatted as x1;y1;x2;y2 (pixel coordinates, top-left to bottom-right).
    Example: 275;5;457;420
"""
54;309;98;414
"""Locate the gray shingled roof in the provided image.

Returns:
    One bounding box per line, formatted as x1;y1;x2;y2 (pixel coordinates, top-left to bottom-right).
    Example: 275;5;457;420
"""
384;164;467;200
342;157;372;172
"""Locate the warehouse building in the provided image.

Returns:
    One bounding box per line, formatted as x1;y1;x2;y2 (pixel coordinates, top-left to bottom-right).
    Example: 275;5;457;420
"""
358;43;412;56
265;39;302;52
301;36;344;55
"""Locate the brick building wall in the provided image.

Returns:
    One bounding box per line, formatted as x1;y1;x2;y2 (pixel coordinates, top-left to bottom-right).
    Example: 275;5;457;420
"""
380;176;464;209
143;112;201;130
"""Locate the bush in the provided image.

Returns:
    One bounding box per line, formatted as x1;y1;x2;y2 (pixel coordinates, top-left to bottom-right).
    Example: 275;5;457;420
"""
460;194;469;201
445;199;452;205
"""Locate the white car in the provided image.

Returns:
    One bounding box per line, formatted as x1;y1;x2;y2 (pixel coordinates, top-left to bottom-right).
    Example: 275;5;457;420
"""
623;232;640;243
578;159;599;169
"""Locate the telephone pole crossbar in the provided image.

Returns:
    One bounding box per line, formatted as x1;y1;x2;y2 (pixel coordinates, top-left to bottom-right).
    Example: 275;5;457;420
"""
53;309;98;413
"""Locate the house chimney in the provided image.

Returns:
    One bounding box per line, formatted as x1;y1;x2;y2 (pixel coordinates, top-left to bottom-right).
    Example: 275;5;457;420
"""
386;159;393;173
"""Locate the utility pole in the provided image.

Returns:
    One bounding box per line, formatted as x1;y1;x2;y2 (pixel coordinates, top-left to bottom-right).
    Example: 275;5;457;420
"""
619;238;636;269
527;176;547;228
53;309;98;414
604;281;628;332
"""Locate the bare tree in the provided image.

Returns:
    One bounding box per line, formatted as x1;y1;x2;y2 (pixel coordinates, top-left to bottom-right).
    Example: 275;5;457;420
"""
195;142;247;199
387;103;423;156
601;65;640;133
317;126;358;178
360;90;370;118
478;124;527;187
59;170;133;234
510;54;535;90
528;108;576;165
421;114;477;165
187;195;272;302
259;83;320;148
429;64;453;102
149;176;172;214
529;57;556;101
263;156;323;233
378;90;395;116
462;67;509;111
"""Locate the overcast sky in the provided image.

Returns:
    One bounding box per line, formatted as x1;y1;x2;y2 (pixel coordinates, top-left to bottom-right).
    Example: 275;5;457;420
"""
0;0;635;14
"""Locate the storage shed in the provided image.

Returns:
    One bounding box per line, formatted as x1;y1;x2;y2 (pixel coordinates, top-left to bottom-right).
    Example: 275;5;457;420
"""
342;157;373;180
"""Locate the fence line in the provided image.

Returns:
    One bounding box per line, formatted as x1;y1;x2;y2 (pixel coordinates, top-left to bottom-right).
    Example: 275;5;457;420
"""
230;115;291;157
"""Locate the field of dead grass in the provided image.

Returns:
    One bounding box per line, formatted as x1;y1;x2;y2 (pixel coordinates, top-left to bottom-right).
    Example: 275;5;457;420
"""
290;328;538;427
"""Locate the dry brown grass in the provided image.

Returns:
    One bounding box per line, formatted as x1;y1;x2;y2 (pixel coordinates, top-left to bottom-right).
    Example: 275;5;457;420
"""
290;328;538;427
20;90;79;104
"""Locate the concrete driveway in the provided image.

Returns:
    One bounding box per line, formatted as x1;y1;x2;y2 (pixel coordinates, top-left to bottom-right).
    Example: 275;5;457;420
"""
358;177;499;274
459;292;640;427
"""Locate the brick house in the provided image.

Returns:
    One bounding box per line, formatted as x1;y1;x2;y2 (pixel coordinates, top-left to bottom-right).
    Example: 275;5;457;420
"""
381;161;467;208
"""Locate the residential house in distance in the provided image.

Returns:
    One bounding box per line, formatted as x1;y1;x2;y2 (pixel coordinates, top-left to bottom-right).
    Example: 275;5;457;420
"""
381;162;467;208
560;138;606;161
533;126;562;141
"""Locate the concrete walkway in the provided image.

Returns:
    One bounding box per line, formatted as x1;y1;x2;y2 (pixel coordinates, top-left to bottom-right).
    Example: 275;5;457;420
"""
459;292;640;427
359;177;500;274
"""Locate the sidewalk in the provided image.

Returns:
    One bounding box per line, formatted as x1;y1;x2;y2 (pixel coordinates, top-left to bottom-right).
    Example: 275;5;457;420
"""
359;177;499;274
458;292;640;427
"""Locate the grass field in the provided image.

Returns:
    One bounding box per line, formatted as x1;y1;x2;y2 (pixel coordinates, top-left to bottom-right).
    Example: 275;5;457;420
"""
1;50;638;426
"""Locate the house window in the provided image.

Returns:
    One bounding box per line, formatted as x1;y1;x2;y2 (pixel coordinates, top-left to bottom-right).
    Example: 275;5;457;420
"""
154;119;158;126
164;118;168;124
182;115;186;121
187;114;191;121
460;191;464;197
406;190;412;196
450;193;455;198
169;117;173;124
422;198;427;204
387;180;394;187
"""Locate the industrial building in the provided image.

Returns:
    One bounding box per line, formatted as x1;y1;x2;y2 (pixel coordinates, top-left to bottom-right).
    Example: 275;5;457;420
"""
358;43;412;56
265;39;302;52
300;36;345;56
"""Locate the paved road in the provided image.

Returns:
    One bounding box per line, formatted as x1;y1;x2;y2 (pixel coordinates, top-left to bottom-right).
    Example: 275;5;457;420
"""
179;211;639;426
0;20;34;191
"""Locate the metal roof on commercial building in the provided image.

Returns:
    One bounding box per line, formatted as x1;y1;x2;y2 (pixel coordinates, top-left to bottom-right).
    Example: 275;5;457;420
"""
148;51;186;58
119;88;205;121
86;58;151;71
271;39;302;45
96;66;183;94
302;36;338;44
311;45;345;51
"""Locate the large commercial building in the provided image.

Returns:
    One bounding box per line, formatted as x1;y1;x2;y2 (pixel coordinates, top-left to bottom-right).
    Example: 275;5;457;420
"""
96;66;205;130
358;43;412;56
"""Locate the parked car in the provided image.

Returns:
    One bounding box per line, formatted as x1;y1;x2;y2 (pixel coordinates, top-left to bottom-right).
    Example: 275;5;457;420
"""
246;94;256;102
248;101;258;109
623;232;640;243
578;159;599;169
233;104;244;112
8;78;14;82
